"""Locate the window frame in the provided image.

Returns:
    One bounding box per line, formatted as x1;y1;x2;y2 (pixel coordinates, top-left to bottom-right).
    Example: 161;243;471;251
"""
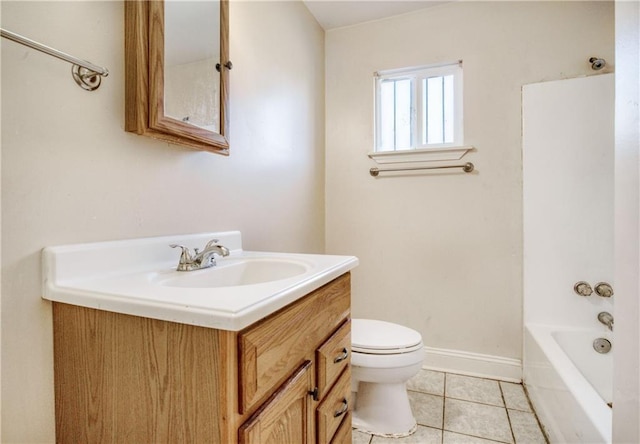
374;61;464;153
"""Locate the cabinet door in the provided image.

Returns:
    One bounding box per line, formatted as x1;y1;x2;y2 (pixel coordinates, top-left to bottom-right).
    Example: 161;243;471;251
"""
239;361;315;444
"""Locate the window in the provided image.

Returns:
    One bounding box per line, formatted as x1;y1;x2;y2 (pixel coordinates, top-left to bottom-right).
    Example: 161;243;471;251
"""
374;62;463;154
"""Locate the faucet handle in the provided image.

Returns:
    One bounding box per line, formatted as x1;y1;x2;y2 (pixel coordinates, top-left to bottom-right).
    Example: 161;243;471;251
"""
595;282;614;298
204;238;220;248
169;244;193;263
573;281;593;297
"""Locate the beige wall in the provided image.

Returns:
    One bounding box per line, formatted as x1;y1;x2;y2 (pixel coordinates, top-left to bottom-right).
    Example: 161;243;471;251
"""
325;1;614;361
0;1;324;441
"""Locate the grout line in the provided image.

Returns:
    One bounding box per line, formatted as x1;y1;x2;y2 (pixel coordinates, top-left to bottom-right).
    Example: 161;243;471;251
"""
442;372;447;434
408;374;509;409
407;388;445;397
443;371;448;398
444;395;505;409
499;382;517;444
443;430;513;444
499;380;533;412
441;372;447;444
442;377;514;444
443;370;519;384
447;373;506;407
521;383;550;444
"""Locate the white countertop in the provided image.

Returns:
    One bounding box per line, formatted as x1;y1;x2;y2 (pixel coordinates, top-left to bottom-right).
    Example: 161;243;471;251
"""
42;231;358;331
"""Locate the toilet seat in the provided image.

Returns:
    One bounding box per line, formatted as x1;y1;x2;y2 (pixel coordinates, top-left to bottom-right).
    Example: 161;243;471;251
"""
352;319;423;355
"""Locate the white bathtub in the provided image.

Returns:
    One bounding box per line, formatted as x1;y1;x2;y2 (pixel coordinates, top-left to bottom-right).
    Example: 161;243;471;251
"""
524;324;612;443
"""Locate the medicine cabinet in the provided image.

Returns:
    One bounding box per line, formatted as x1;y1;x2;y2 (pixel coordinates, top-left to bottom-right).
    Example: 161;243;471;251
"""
125;0;230;154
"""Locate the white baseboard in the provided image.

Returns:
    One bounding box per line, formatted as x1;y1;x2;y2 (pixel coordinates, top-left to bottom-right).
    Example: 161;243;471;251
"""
421;346;522;383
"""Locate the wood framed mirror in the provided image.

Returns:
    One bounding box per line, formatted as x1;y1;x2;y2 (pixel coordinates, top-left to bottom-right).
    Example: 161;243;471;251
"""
125;0;230;155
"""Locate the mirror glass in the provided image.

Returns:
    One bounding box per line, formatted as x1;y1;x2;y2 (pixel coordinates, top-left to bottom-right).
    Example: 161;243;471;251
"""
125;0;229;154
163;1;221;133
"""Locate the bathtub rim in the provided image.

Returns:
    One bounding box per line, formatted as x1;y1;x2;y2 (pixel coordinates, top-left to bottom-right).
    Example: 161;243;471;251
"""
524;323;612;443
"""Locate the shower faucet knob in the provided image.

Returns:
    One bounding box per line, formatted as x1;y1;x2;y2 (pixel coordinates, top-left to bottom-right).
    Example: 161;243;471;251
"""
573;281;593;297
594;282;614;298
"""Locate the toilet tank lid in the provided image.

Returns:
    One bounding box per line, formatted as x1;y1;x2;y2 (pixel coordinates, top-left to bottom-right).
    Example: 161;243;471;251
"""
351;318;423;352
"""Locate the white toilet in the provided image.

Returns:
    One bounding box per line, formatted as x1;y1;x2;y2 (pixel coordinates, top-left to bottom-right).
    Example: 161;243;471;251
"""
351;318;425;437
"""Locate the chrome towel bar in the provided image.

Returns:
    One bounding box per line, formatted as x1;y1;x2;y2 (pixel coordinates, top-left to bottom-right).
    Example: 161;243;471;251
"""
1;28;109;91
370;162;474;177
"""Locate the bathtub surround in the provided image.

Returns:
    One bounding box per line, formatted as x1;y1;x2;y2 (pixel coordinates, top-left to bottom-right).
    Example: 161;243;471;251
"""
1;1;324;441
523;74;614;330
325;1;614;378
522;74;614;442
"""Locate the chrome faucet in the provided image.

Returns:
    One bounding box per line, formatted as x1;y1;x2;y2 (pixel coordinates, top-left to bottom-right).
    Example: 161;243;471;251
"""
597;311;614;331
170;239;230;271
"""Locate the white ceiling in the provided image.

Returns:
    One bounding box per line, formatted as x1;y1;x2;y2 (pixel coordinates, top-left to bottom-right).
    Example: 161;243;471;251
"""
303;0;450;30
163;0;449;66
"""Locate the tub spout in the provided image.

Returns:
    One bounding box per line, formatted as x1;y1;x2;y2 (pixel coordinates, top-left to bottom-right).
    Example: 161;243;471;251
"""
597;312;614;331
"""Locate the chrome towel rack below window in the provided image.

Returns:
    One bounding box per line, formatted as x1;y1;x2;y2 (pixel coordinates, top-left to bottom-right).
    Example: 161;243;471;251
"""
370;162;475;177
1;28;109;91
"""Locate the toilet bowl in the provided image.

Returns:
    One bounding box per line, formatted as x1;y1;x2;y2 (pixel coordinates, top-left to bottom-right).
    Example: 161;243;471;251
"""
351;319;425;437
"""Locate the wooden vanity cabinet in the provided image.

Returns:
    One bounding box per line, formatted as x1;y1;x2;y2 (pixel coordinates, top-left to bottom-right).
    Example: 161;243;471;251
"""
52;273;352;443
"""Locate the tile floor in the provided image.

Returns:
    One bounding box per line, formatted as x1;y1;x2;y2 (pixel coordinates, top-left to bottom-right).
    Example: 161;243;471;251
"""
352;370;548;444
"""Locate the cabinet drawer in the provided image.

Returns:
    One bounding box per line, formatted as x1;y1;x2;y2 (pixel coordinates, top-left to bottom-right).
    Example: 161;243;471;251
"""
316;368;351;444
238;274;351;413
330;412;352;444
317;320;350;399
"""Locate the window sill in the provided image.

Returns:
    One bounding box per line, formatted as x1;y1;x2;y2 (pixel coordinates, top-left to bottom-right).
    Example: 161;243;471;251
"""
368;146;473;164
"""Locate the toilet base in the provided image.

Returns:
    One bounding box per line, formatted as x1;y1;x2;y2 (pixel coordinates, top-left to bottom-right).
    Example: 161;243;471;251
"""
352;381;417;437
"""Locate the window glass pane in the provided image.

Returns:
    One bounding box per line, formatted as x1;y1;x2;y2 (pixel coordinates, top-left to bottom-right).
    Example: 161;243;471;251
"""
426;76;444;144
379;80;395;151
443;75;454;143
394;79;412;150
378;78;412;151
422;79;427;145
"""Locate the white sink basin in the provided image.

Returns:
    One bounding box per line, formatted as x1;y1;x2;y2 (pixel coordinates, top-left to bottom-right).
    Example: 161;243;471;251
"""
42;231;358;331
152;258;309;288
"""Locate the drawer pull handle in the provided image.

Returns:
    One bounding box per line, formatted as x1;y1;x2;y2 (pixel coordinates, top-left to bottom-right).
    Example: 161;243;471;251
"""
334;398;348;417
334;348;349;363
